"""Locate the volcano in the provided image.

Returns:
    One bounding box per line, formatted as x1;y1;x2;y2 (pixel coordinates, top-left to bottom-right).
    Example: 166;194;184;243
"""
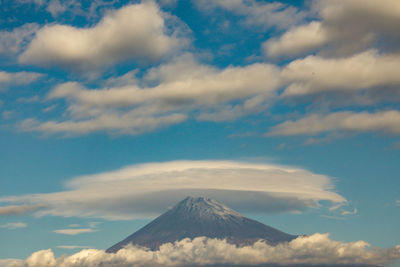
107;196;297;252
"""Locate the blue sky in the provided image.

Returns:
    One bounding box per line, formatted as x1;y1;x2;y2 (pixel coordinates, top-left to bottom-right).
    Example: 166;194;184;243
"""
0;0;400;266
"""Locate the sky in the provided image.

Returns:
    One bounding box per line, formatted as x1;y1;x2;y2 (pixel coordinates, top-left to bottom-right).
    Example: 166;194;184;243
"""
0;0;399;266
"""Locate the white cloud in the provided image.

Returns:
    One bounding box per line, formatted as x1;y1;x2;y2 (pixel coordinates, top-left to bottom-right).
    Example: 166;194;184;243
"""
0;205;43;215
263;0;400;58
396;200;400;206
20;54;281;136
342;208;357;216
0;23;39;55
0;160;346;220
0;71;44;91
7;234;400;267
264;21;329;58
0;222;27;229
53;228;97;235
195;0;304;30
19;2;188;70
268;110;400;136
281;50;400;96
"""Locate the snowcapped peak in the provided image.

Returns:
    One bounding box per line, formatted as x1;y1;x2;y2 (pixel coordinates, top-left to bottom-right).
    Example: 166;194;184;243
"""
174;196;243;219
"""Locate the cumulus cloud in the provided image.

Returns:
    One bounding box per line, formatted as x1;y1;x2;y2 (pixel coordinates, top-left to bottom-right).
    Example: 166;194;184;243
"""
0;71;44;91
195;0;304;30
53;228;97;235
0;205;43;215
6;234;400;267
281;50;400;96
0;222;27;229
19;54;281;136
267;110;400;136
264;0;400;58
19;2;188;70
0;160;345;220
0;23;39;56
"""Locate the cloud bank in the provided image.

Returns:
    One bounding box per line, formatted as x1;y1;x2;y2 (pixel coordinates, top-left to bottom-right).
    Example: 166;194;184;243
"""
0;160;346;220
4;234;400;267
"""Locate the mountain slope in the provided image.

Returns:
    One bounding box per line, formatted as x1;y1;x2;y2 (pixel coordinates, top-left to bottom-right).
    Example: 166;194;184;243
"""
107;196;297;252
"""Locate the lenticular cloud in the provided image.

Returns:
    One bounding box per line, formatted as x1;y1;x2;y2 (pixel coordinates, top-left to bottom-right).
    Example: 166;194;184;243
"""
5;234;400;267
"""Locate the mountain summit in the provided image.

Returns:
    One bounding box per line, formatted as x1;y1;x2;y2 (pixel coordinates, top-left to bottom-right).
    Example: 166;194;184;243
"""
107;197;297;252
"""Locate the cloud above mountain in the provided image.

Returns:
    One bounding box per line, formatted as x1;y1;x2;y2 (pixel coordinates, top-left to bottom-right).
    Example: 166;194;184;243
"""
5;234;400;267
0;160;346;220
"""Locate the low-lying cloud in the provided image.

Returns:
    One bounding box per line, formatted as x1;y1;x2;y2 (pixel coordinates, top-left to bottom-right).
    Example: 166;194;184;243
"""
4;234;400;267
0;160;346;220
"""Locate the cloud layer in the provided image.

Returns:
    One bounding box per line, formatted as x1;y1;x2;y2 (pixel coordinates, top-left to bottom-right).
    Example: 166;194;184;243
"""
0;160;346;220
19;2;187;70
5;234;400;267
20;54;281;136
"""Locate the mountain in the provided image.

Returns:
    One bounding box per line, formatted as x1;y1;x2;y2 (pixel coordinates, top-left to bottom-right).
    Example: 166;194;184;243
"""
107;196;297;252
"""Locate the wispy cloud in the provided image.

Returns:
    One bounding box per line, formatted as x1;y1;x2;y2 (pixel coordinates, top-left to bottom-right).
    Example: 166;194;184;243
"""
0;222;27;229
195;0;305;30
267;110;400;136
0;205;43;216
53;228;97;235
0;71;44;92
